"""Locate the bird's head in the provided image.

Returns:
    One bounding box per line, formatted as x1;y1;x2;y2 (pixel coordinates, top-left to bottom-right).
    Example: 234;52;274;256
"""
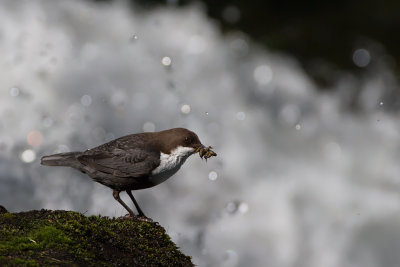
157;128;217;160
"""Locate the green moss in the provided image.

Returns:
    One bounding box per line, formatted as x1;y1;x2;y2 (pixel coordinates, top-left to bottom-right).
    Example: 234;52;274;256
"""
0;256;39;266
0;236;38;253
0;205;8;214
0;208;193;266
0;213;15;219
30;225;73;249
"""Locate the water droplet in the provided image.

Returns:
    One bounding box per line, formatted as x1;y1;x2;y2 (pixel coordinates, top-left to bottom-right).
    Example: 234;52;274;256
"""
379;101;384;106
10;87;20;97
225;202;238;214
21;149;36;163
130;34;138;42
161;56;172;66
353;48;371;68
295;124;301;130
225;201;248;215
181;104;191;114
208;171;218;181
27;130;43;147
80;95;92;107
205;112;209;115
143;121;156;132
236;111;245;121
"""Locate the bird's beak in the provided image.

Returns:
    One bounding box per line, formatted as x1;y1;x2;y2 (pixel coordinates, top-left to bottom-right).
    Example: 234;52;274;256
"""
194;144;205;153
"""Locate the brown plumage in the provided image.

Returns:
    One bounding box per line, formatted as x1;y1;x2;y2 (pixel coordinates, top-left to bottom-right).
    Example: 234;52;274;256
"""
41;128;216;218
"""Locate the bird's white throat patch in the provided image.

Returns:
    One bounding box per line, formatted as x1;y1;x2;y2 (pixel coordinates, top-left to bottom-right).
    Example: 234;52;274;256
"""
150;146;195;185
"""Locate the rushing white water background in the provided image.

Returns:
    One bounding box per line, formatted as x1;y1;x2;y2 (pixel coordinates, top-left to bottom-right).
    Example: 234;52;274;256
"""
1;1;400;266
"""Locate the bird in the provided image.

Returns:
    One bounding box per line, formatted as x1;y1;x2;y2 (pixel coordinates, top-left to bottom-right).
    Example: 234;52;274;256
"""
41;128;217;218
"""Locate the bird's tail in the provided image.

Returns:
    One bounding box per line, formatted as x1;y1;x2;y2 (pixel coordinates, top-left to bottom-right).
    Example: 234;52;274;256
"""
41;152;81;167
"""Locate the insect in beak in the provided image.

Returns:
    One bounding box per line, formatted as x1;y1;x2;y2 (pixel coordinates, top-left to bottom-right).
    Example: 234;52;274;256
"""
196;145;217;161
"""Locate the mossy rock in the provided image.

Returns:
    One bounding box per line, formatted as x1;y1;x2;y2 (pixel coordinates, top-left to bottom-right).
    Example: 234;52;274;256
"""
0;206;7;215
0;207;193;266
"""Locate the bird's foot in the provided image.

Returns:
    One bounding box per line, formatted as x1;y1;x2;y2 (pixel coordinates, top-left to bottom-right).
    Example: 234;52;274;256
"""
118;213;136;220
137;215;153;223
118;213;153;223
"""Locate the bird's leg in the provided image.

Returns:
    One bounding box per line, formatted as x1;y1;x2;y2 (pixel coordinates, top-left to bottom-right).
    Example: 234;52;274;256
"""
126;190;146;217
112;190;136;217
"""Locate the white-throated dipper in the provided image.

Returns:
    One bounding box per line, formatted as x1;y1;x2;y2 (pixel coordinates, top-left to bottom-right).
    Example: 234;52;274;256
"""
41;128;217;218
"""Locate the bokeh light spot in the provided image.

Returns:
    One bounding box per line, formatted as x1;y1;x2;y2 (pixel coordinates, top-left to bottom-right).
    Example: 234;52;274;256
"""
10;87;20;97
208;171;218;181
80;95;92;106
21;149;36;163
238;202;249;214
353;48;371;67
162;56;172;66
225;202;237;214
27;130;43;147
130;34;138;42
181;104;191;114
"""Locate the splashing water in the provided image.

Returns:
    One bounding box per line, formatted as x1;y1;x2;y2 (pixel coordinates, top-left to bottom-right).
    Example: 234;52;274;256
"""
0;1;400;267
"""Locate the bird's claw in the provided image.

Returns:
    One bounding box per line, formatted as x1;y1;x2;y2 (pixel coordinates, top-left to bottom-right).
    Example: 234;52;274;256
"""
119;214;153;223
137;216;153;223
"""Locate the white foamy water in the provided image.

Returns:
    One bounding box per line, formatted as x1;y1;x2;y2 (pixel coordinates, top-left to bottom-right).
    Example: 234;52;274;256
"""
1;1;400;266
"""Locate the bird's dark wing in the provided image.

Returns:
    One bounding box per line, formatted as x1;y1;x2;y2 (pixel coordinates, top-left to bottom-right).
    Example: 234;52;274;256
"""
93;133;152;153
77;148;160;178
